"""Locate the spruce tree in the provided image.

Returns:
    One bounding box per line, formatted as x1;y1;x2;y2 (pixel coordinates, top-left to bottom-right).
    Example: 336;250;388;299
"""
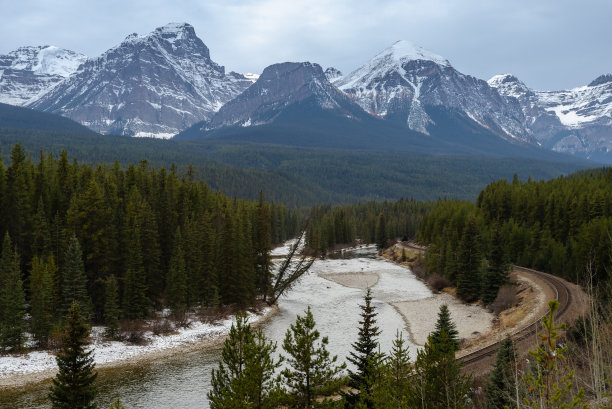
61;235;92;321
122;224;148;320
456;216;482;302
103;275;120;339
49;301;98;409
166;228;188;318
0;233;26;351
346;289;382;407
482;226;509;305
282;306;346;408
484;336;518;409
30;255;54;347
430;304;459;351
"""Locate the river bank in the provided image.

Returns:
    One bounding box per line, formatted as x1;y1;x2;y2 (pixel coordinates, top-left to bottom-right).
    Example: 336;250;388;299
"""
0;305;278;390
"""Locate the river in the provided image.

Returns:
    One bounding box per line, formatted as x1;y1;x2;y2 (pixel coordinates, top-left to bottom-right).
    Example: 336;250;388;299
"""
0;247;432;408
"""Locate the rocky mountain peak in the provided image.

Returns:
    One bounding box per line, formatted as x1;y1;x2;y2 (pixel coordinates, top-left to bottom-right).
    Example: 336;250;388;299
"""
588;74;612;87
324;67;343;82
385;40;450;67
29;22;251;138
0;45;87;105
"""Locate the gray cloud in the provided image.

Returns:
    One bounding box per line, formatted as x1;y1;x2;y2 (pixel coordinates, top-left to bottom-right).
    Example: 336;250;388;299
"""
2;0;610;90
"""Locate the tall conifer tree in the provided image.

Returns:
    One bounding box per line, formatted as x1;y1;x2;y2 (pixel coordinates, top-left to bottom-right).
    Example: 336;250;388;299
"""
61;235;92;321
0;233;26;351
49;301;97;409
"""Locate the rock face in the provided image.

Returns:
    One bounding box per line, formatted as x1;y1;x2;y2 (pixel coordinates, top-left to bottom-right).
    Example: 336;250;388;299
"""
489;73;612;160
205;61;366;130
0;46;86;106
30;23;252;138
336;40;534;143
324;67;343;82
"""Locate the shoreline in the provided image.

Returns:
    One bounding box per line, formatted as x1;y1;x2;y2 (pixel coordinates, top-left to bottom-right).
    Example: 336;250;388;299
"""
0;305;279;390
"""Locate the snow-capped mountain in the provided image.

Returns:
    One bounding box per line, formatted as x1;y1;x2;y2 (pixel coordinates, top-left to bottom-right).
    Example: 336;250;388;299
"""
29;23;252;138
204;61;366;130
0;46;87;106
489;73;612;160
324;67;343;82
336;40;534;143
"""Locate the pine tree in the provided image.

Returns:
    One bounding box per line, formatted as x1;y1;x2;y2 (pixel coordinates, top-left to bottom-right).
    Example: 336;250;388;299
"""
282;306;346;408
103;275;120;339
209;315;283;409
108;399;125;409
406;331;472;409
371;331;411;409
482;226;509;305
61;235;92;321
430;304;459;351
30;255;54;347
484;336;518;409
0;233;26;351
346;289;382;407
49;301;98;409
456;216;482;302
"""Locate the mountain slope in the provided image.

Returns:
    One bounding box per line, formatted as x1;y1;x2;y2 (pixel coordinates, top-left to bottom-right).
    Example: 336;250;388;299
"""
0;46;86;106
29;23;252;138
0;102;96;134
489;73;612;162
336;41;534;144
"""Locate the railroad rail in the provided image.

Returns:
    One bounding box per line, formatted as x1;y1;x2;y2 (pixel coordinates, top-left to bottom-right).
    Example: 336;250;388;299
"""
458;266;573;370
398;242;576;372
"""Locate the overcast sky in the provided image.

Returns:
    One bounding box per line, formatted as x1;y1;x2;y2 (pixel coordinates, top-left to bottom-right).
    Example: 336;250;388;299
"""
2;0;610;90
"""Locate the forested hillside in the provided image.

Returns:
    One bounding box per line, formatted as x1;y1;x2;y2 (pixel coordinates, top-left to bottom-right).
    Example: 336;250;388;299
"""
0;126;594;206
0;144;300;350
418;169;612;302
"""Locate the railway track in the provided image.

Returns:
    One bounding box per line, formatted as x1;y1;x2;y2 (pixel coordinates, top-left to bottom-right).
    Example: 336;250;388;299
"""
399;242;576;372
458;266;573;370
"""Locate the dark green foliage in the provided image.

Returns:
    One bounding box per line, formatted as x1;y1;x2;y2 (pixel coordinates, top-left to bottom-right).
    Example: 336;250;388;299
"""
346;289;382;407
431;304;459;351
375;213;387;251
482;226;510;305
0;143;301;337
484;336;518;409
406;331;472;409
456;216;482;301
370;331;411;409
0;127;591;207
61;236;92;321
103;276;120;339
49;301;98;409
166;228;188;316
419;168;612;299
282;306;346;408
30;256;54;347
0;233;26;351
306;200;434;253
208;315;283;409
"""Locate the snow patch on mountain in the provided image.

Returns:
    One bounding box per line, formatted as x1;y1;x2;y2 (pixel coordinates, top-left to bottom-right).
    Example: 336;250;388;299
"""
0;46;87;105
29;23;251;137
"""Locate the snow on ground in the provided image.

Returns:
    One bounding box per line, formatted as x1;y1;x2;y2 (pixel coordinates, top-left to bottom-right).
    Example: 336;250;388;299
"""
0;308;273;378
